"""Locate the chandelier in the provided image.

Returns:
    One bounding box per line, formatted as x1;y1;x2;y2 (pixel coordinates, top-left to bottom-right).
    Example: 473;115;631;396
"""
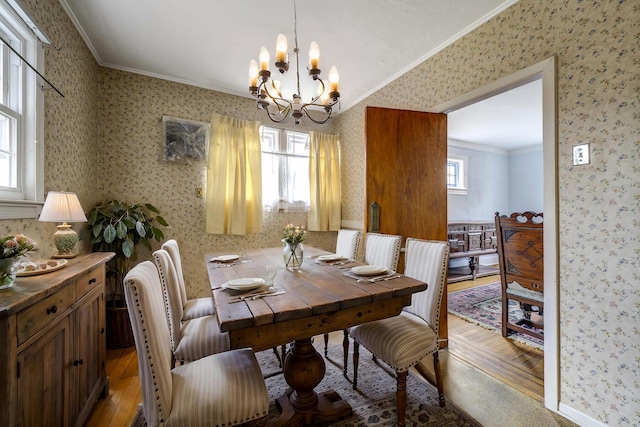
248;0;340;125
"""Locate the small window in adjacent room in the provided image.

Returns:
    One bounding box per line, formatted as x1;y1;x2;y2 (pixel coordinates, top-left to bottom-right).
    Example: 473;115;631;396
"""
261;126;310;212
447;155;468;195
0;1;46;219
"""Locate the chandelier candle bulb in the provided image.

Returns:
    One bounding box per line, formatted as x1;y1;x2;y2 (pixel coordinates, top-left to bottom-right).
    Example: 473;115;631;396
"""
249;60;258;88
276;34;288;63
329;66;339;93
309;41;319;70
259;46;270;71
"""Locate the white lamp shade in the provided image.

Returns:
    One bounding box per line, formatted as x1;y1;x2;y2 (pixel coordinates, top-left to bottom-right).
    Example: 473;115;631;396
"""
39;191;87;223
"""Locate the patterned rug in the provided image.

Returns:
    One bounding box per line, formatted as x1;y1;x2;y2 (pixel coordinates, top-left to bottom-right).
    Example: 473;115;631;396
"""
448;281;543;349
131;342;480;426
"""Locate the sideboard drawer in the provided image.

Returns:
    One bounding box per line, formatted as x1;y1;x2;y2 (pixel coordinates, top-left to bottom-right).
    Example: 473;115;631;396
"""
17;285;74;345
75;265;104;299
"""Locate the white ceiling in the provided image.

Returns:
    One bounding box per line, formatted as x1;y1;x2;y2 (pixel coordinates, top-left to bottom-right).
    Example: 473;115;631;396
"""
58;0;538;150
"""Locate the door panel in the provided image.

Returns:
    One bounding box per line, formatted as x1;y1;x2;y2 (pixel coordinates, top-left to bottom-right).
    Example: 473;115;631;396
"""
365;106;448;342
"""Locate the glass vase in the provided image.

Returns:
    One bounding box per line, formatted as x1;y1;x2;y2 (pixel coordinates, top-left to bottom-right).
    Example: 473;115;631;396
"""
283;242;304;270
0;256;22;290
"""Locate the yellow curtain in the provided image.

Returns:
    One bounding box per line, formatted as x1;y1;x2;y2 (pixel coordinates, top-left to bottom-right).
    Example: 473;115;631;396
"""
205;113;262;235
308;131;341;231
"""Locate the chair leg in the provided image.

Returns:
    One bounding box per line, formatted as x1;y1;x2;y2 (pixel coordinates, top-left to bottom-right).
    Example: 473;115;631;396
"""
396;370;408;427
324;333;329;357
433;351;445;407
342;329;349;378
352;341;360;390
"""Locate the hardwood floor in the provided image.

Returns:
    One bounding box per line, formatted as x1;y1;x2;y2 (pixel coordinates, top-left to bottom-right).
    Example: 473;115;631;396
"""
447;274;544;402
85;274;544;426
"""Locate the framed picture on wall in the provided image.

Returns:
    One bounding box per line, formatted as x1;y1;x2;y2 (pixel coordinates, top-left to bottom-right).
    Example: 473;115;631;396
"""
162;115;209;164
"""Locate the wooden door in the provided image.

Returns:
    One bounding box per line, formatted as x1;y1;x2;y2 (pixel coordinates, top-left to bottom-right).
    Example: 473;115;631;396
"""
365;106;448;342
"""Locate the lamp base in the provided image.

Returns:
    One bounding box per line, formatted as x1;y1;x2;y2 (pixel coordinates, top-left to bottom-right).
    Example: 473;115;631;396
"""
52;252;78;259
53;223;79;259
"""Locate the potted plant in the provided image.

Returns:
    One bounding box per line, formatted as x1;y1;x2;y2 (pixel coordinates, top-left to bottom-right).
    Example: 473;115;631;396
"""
87;200;168;348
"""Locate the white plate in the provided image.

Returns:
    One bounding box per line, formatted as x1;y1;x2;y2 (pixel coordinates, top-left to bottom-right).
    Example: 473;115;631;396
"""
222;278;265;291
212;254;239;263
350;265;387;277
317;254;344;262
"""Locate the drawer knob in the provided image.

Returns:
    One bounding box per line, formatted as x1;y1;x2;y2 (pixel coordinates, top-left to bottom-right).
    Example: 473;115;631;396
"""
46;305;58;315
100;328;105;334
73;359;84;366
88;277;97;284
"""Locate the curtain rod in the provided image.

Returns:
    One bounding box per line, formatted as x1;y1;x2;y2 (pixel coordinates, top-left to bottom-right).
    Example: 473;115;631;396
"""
0;35;64;97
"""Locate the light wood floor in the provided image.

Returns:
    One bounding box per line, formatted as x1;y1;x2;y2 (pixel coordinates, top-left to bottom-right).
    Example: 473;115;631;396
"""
85;274;544;426
447;274;544;402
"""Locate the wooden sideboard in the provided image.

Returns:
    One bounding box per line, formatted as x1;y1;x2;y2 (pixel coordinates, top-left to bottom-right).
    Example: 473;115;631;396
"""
0;252;114;427
447;221;499;283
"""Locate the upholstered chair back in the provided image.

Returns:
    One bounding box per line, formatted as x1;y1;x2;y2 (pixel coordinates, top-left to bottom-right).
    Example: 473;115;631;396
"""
335;229;362;260
153;249;184;353
403;238;450;333
161;239;188;308
124;261;173;426
364;233;402;271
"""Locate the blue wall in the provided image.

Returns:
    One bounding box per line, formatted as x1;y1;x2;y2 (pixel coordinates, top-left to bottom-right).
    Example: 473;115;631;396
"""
508;147;543;213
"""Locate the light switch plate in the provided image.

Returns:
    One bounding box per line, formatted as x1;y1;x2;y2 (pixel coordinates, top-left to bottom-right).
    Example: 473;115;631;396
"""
573;143;590;165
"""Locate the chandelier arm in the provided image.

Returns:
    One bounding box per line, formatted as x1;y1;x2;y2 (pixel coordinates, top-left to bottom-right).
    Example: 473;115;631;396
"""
300;104;332;125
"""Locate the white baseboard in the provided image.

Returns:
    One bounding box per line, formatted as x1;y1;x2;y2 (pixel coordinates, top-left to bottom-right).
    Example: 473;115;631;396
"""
558;402;608;427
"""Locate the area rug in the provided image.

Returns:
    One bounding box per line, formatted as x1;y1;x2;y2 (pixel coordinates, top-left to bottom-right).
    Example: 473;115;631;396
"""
131;342;480;426
448;281;543;349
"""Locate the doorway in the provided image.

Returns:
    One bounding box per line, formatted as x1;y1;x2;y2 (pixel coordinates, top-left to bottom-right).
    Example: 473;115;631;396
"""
433;57;559;410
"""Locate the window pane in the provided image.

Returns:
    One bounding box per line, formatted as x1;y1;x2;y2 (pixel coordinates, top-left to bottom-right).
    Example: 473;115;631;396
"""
447;162;458;188
0;112;16;188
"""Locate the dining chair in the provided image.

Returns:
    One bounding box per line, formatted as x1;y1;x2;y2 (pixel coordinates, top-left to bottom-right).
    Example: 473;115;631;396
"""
124;261;269;427
323;229;363;359
349;238;449;426
364;232;402;271
495;211;544;340
161;239;215;321
335;229;363;260
153;249;230;365
331;232;403;377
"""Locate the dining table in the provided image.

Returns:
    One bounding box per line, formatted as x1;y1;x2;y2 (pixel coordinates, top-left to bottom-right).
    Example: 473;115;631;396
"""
205;246;427;427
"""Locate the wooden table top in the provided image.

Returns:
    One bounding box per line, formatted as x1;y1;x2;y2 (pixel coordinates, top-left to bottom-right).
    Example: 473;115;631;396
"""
205;246;426;351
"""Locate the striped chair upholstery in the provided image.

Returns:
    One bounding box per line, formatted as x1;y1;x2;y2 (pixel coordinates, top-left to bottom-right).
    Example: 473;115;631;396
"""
154;249;230;364
124;261;269;427
162;239;215;321
323;229;363;363
335;229;363;260
349;238;449;426
364;232;402;271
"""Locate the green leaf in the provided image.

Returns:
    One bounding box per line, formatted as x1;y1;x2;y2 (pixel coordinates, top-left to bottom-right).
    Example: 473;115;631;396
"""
92;223;103;238
122;217;136;230
153;227;165;241
155;216;169;227
116;221;127;239
122;239;134;258
103;224;116;244
135;221;146;238
145;203;160;214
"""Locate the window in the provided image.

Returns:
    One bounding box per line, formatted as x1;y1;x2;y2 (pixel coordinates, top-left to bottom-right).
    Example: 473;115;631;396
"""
447;155;468;195
0;0;45;219
261;126;310;212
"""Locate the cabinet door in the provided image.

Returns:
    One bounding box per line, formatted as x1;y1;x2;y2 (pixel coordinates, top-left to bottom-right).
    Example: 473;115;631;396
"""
73;286;106;425
17;313;72;427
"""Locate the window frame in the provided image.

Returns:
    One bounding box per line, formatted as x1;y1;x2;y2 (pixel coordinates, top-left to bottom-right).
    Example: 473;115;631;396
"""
260;125;310;212
0;0;45;219
447;155;468;195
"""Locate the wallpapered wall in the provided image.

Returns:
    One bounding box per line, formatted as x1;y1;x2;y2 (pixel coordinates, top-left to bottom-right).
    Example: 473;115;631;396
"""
97;68;338;296
334;1;638;425
0;0;101;256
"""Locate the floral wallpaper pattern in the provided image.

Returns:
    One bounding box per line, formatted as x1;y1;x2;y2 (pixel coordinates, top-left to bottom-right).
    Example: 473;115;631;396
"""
336;1;638;425
0;0;637;425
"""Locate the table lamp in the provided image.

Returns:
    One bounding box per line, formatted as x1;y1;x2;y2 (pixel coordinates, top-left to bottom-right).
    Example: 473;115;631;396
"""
39;191;88;258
